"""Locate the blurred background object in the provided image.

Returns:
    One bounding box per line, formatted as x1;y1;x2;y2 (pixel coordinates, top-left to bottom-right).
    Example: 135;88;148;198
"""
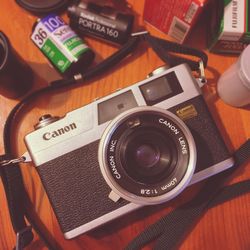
143;0;209;44
217;44;250;107
208;0;250;53
0;31;34;98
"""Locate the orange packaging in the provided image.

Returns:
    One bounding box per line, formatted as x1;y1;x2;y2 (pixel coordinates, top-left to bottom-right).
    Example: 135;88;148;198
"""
143;0;209;43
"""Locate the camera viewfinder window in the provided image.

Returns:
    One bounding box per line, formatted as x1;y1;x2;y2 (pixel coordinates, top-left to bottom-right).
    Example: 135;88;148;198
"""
98;90;138;124
140;72;183;106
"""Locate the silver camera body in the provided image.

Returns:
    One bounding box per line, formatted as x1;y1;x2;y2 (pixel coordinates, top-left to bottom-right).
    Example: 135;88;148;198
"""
24;64;234;239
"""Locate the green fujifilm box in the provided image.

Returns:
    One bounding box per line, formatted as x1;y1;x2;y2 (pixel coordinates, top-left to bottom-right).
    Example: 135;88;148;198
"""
208;0;250;53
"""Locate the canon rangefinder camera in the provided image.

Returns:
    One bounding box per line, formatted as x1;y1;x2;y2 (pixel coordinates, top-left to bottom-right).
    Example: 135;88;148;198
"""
24;63;234;239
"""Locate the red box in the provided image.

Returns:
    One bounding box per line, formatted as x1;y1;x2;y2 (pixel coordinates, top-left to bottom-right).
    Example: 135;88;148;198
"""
143;0;208;43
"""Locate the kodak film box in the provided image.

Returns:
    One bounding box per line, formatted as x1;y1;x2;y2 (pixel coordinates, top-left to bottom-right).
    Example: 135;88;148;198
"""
143;0;209;43
208;0;250;53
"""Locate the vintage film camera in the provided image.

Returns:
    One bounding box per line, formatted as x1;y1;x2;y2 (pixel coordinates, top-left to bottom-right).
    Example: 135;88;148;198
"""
24;63;234;239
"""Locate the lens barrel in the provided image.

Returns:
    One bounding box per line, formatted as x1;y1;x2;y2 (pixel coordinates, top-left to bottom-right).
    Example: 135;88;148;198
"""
119;127;178;185
99;106;196;205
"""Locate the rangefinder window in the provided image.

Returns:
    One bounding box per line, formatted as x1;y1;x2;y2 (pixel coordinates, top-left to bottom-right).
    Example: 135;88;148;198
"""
98;90;138;124
140;72;183;105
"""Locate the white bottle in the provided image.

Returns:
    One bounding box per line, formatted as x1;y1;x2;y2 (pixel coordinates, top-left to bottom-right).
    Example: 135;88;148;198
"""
217;45;250;107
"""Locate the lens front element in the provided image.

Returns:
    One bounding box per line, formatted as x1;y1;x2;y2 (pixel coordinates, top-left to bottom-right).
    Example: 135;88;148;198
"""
135;144;160;168
120;127;177;185
99;106;196;205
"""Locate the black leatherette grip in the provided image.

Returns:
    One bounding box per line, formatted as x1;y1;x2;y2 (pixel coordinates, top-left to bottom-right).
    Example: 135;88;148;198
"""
37;140;129;233
169;96;231;173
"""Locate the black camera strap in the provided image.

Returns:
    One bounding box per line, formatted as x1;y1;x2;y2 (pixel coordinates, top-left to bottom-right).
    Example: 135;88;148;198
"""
0;31;248;250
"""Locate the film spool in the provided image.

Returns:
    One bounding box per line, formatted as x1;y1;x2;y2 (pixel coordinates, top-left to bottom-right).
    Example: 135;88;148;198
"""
16;0;71;14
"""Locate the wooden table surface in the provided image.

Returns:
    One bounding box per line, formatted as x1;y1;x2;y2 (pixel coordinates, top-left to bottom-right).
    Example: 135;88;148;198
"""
0;1;249;250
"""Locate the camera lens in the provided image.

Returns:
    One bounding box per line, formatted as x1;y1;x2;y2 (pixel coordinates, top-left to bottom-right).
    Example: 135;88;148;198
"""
135;144;160;168
99;106;196;205
119;127;177;184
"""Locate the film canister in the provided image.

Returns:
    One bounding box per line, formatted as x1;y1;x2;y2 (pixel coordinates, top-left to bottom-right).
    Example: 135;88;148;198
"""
68;1;134;45
31;14;95;76
0;31;34;99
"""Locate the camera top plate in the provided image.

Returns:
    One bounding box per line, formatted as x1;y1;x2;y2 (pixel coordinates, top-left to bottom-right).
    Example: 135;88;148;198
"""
24;63;201;166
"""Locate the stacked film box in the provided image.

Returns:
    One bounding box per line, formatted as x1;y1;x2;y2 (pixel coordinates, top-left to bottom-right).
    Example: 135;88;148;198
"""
208;0;250;53
143;0;209;44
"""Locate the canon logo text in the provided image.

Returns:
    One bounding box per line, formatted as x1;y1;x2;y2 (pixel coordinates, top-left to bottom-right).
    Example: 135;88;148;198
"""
43;123;77;140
